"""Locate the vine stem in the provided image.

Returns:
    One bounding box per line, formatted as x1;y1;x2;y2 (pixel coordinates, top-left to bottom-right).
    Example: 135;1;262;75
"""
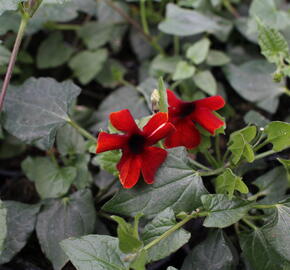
242;218;258;230
188;159;211;171
143;211;208;251
254;149;276;161
68;118;96;142
222;0;240;18
140;0;150;35
0;14;29;112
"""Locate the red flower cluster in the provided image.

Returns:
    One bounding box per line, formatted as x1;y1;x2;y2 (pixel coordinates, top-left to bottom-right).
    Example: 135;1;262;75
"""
96;90;225;188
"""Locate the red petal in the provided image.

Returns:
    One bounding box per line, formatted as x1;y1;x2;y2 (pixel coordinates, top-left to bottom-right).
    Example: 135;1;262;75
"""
117;152;141;188
143;113;175;145
167;89;182;107
164;118;201;149
194;96;225;111
191;107;224;134
96;132;127;153
140;147;167;184
110;109;139;133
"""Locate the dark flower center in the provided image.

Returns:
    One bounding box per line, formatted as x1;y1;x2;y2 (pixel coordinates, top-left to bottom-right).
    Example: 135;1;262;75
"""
128;134;146;154
179;102;195;118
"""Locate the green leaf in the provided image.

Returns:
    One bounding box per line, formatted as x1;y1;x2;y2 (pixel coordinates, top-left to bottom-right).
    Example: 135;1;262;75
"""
97;0;128;24
244;110;270;127
150;55;181;75
240;228;288;270
193;70;217;96
69;49;108;85
103;147;208;218
36;190;96;270
206;50;230;66
94;86;149;131
141;208;191;262
73;154;93;189
265;121;290;152
186;38;211;65
22;157;76;199
0;202;39;264
111;215;143;254
130;250;147;270
77;22;114;50
0;200;6;256
61;235;129;270
167;267;178;270
0;44;10;65
253;167;288;204
172;61;195;81
93;151;121;177
224;60;284;113
249;0;289;30
3;77;81;149
215;168;249;199
56;124;86;156
95;59;126;88
278;158;290;184
158;4;232;41
257;22;289;64
201;194;252;228
0;0;26;16
229;126;257;164
181;230;237;270
37;32;74;69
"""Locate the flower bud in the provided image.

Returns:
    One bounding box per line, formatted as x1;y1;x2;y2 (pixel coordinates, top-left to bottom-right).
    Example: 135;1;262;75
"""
151;89;160;113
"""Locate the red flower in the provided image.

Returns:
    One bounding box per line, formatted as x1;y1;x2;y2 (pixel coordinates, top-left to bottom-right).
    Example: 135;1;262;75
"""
96;109;175;188
165;89;225;149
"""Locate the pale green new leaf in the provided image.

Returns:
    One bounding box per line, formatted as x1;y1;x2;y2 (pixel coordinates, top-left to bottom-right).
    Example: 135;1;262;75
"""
265;121;290;152
206;50;230;66
215;168;249;199
111;215;143;254
257;22;289;64
229;126;257;164
93;151;121;177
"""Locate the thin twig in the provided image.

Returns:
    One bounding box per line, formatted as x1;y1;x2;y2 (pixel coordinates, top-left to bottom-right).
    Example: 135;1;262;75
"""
0;15;29;112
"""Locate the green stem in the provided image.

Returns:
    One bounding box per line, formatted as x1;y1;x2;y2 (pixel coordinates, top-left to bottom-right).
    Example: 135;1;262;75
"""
248;191;267;201
173;36;180;55
242;218;258;230
188;158;211;171
254;149;275;161
140;0;150;35
68;118;96;142
254;139;269;152
254;204;276;209
48;150;58;167
204;150;219;168
222;0;240;18
199;166;226;177
0;14;29;112
144;211;207;251
44;22;81;31
215;135;222;162
222;149;230;163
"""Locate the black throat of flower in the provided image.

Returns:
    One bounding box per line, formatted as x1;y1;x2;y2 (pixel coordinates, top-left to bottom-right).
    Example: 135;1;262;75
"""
179;102;195;118
128;134;146;154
